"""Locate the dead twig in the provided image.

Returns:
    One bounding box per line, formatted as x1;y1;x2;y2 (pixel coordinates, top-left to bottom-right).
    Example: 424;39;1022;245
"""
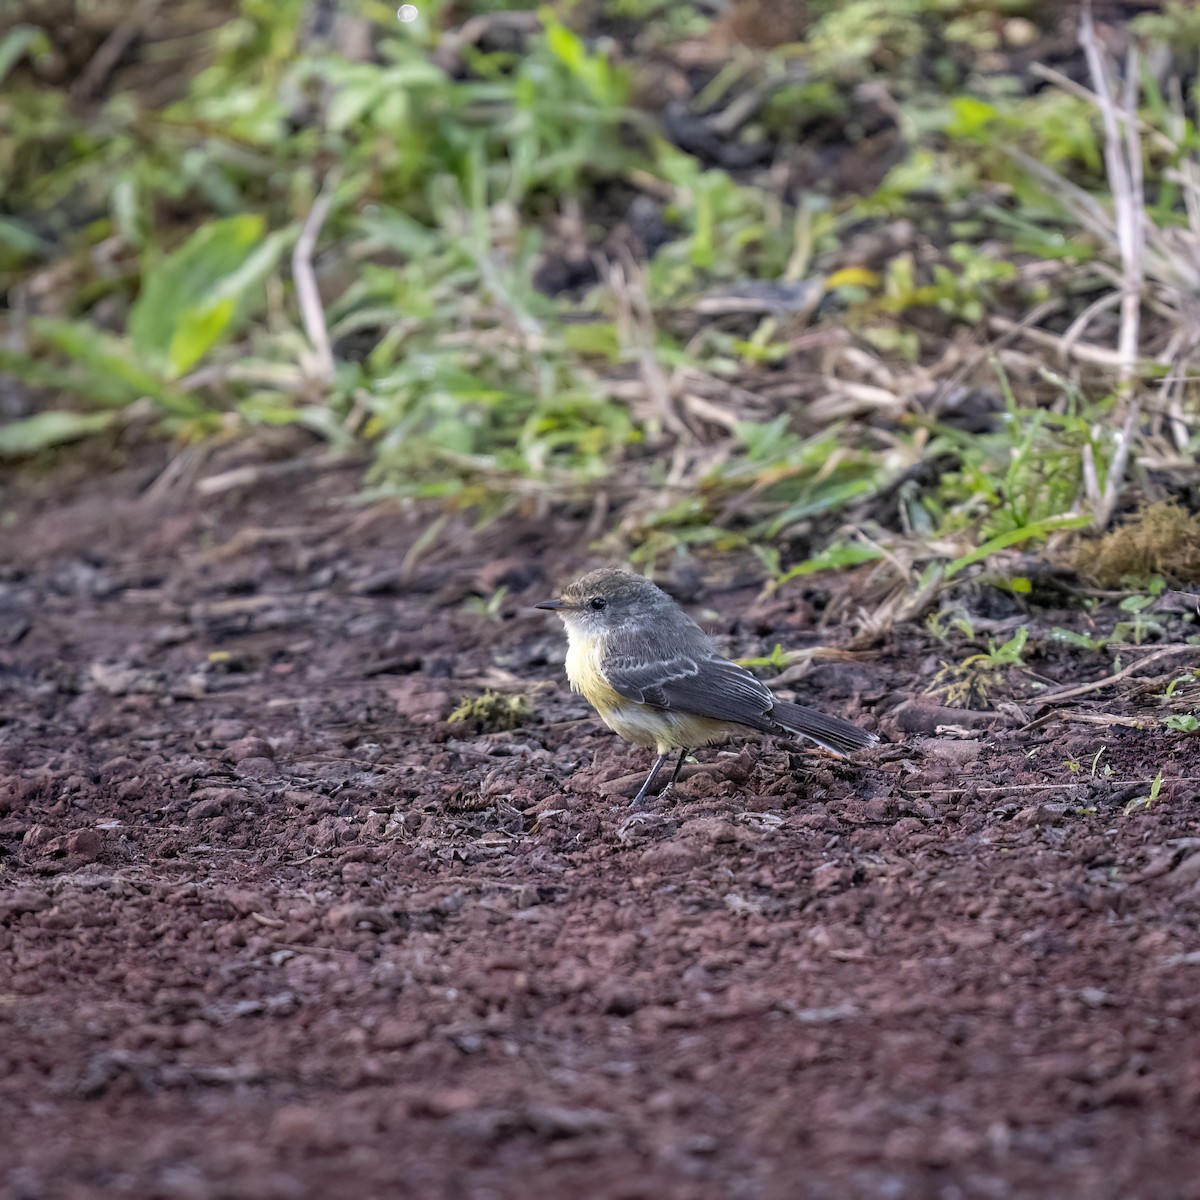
984;316;1128;367
1033;644;1200;706
72;0;167;100
196;450;356;497
141;442;211;506
292;171;341;385
601;251;696;443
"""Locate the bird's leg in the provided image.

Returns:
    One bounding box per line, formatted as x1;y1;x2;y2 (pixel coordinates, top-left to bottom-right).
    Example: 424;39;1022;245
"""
630;752;670;808
659;746;689;799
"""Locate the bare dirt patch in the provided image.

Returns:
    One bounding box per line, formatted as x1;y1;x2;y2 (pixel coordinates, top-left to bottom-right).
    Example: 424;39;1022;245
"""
2;446;1200;1200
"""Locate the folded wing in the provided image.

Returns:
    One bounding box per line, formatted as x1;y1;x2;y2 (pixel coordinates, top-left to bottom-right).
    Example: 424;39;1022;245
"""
604;649;877;755
604;651;778;732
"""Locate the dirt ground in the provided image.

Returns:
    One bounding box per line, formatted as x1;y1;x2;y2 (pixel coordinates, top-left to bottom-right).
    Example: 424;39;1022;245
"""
2;443;1200;1200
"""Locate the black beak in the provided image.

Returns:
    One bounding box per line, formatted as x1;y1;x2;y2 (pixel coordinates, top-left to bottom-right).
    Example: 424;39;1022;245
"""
534;598;565;610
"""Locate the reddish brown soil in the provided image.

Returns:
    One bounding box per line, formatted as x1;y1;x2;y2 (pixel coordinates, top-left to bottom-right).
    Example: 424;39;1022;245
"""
2;446;1200;1200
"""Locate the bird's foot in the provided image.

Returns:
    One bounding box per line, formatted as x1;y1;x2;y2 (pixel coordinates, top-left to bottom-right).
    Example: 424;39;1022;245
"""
616;811;670;841
633;777;681;816
628;785;672;813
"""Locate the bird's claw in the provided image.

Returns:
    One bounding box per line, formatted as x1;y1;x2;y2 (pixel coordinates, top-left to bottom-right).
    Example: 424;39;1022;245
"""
616;812;664;841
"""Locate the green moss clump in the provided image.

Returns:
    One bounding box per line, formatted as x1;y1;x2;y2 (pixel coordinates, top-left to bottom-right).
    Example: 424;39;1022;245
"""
447;691;532;734
1076;501;1200;586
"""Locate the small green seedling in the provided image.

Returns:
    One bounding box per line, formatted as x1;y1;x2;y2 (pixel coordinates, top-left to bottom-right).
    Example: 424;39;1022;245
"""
1164;714;1200;733
1050;627;1110;652
736;644;796;670
1114;593;1164;645
926;606;976;644
463;586;509;622
927;626;1029;708
1123;771;1165;816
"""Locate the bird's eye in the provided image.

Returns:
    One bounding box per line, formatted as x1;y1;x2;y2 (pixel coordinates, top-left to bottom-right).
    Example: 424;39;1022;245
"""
589;596;607;611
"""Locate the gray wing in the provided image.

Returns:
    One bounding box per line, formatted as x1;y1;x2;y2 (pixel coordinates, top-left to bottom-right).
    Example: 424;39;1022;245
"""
604;650;777;732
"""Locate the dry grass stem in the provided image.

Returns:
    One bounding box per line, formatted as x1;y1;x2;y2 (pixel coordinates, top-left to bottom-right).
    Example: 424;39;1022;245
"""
292;171;340;386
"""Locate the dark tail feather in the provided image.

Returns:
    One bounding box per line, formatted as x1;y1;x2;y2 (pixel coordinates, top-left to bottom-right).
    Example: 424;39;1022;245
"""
769;699;877;756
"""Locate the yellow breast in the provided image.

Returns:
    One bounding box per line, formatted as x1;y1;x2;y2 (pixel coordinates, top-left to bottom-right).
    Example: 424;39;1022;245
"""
564;628;622;711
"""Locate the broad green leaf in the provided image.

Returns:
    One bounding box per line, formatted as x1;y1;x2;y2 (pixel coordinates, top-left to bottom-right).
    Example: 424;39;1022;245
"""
544;20;586;77
166;228;292;377
168;297;237;380
327;80;382;134
0;410;114;456
130;215;271;378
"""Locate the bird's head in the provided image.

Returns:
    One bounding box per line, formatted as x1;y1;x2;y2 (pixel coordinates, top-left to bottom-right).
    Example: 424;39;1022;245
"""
535;568;678;637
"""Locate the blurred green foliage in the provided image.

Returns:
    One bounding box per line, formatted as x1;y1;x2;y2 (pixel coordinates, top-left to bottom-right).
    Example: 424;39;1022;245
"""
0;0;1197;585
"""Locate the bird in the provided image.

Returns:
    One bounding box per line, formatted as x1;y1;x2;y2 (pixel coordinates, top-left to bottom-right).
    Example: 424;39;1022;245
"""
535;568;877;805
